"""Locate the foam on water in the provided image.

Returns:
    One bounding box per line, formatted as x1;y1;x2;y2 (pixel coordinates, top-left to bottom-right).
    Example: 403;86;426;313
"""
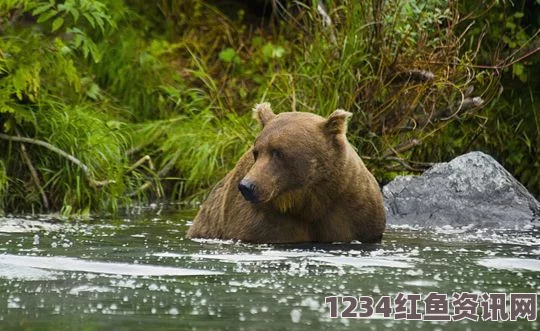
403;280;440;287
191;253;287;262
477;257;540;272
0;263;58;280
0;254;222;276
155;250;330;261
309;256;414;269
69;285;115;296
0;218;62;233
260;250;331;258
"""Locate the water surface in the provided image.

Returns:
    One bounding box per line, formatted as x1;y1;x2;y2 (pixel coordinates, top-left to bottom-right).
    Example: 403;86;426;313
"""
0;208;538;330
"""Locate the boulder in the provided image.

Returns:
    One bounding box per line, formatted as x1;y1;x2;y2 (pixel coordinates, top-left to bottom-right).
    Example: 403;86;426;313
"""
383;151;540;229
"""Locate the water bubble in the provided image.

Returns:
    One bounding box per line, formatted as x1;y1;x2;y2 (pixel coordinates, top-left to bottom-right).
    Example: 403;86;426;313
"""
300;297;320;311
33;234;40;245
7;296;21;309
168;307;179;315
406;269;423;276
290;308;301;323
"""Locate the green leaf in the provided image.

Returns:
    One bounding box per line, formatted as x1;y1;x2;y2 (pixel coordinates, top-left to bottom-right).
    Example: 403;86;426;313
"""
106;120;126;130
3;118;14;133
94;14;105;34
272;46;285;58
252;36;263;47
512;63;527;83
262;43;274;59
71;8;80;22
0;105;15;114
505;21;516;30
219;48;239;63
37;10;58;23
262;43;284;60
51;17;64;32
83;12;95;28
31;3;54;16
85;82;102;100
11;107;36;125
12;67;29;93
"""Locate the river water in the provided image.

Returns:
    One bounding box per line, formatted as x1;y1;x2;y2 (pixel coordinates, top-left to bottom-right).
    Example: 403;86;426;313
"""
0;207;538;330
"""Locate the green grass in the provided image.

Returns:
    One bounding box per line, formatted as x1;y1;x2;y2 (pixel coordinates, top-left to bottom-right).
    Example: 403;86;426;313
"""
0;0;538;215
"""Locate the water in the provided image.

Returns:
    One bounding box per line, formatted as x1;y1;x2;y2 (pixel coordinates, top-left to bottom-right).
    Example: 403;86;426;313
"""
0;208;538;330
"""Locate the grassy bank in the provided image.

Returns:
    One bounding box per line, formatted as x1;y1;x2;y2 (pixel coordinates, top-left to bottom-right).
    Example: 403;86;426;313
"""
0;0;538;215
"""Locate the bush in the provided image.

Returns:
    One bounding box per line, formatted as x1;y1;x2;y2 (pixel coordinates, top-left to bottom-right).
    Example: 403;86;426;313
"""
0;0;538;215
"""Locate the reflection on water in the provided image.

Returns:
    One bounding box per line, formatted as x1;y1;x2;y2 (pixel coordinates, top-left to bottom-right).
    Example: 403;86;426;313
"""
0;209;539;330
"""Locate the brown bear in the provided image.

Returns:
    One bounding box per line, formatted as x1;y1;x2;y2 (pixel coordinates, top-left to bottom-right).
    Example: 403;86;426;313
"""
187;103;386;243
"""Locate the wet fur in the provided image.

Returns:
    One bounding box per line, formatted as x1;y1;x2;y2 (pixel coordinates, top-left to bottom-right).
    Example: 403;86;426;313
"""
187;106;386;243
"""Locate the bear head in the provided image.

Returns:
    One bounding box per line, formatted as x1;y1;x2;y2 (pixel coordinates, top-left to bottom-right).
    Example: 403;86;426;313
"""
238;102;352;214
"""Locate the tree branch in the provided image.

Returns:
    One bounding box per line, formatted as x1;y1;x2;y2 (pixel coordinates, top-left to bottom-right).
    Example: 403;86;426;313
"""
0;132;115;188
126;155;178;197
17;130;49;210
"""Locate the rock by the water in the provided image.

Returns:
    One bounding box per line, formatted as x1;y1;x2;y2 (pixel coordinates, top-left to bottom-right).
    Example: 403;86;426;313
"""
383;151;540;229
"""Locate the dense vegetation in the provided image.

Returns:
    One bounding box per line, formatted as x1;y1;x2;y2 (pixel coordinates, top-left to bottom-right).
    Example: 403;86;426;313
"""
0;0;538;215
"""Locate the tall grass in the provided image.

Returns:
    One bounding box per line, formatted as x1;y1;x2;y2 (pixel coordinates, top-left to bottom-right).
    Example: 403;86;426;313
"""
0;0;538;214
257;1;501;181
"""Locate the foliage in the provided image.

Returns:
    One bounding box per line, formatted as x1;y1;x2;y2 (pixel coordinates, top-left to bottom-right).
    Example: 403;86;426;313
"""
0;0;538;215
0;0;136;214
413;0;540;195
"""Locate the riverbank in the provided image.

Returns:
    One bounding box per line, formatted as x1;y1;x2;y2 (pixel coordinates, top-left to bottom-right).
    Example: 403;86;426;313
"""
1;1;538;215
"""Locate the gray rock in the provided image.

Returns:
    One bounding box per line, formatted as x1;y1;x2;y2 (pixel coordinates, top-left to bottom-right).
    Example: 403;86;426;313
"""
383;151;540;229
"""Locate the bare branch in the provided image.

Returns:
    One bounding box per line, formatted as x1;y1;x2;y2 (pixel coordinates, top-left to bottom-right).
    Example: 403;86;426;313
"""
126;154;179;197
17;130;49;210
392;70;436;83
127;155;155;173
316;2;337;43
0;133;115;188
383;139;422;158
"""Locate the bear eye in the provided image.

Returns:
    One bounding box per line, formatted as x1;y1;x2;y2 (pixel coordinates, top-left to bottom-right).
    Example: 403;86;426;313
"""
271;149;284;160
253;149;259;160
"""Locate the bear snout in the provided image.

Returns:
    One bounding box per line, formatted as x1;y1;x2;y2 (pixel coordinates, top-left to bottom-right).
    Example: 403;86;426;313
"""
238;179;260;203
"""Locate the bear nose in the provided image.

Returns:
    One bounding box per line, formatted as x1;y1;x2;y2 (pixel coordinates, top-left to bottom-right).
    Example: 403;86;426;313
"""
238;179;259;203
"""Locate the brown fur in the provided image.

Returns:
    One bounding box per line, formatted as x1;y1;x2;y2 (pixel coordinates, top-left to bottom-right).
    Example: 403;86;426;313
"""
187;103;386;243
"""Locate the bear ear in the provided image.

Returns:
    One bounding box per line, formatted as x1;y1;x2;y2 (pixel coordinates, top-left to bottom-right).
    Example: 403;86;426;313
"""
252;102;276;127
324;109;352;135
